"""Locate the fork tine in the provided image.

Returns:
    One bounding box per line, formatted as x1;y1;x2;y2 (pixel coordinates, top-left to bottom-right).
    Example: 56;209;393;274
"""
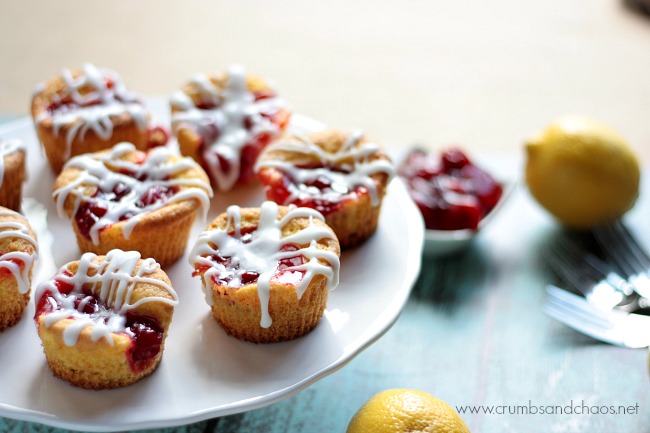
544;285;650;348
594;221;650;298
544;286;626;346
553;238;611;278
544;246;595;293
594;221;650;276
612;221;650;268
543;299;624;346
593;223;637;276
545;239;627;304
545;286;614;325
545;240;601;283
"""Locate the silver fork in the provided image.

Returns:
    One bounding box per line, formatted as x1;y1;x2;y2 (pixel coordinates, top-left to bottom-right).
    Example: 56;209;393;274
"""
544;238;639;311
544;285;650;348
593;221;650;298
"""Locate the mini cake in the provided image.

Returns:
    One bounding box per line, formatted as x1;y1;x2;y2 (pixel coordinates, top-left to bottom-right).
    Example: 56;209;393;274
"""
31;63;151;173
0;138;26;211
0;208;38;331
189;201;340;343
170;64;291;191
53;142;213;266
256;129;394;248
34;250;178;389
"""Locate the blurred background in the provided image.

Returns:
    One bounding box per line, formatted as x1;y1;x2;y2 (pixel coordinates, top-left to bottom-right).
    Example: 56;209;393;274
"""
1;0;649;164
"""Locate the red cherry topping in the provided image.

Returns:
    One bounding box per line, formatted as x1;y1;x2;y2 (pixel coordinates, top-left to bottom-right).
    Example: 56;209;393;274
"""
147;126;170;148
0;257;24;278
398;148;503;231
441;148;471;170
253;89;277;101
195;101;219;110
75;202;108;238
240;271;261;285
137;185;176;208
259;168;363;216
126;312;164;372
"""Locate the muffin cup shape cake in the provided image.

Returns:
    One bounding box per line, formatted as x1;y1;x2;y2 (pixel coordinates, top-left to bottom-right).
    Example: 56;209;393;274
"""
0;208;38;331
31;63;151;173
190;201;340;343
53;142;213;267
256;129;395;248
34;249;178;389
0;138;26;211
170;64;291;192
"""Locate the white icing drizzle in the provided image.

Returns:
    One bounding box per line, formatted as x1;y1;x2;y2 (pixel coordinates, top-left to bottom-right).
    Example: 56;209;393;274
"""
34;63;148;159
0;209;38;294
189;201;340;328
53;142;213;245
0;138;25;187
35;249;178;346
255;130;395;207
171;64;286;191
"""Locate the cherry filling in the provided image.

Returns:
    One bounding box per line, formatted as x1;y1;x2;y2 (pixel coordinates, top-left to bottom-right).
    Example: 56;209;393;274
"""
34;273;75;318
194;227;306;288
398;148;503;231
259;166;366;216
0;256;24;278
147;125;170;148
274;244;307;285
34;275;164;373
125;312;164;373
74;166;179;239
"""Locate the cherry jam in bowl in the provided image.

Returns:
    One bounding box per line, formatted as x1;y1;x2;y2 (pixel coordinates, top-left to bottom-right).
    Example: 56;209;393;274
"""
398;147;514;255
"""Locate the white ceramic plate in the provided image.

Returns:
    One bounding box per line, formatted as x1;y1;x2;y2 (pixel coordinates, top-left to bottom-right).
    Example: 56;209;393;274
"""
0;99;423;432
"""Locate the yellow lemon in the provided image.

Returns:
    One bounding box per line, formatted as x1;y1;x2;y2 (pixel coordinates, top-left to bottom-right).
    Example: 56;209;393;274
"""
346;388;471;433
525;116;640;228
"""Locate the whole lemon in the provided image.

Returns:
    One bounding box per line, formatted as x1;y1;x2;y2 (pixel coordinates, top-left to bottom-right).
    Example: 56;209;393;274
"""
525;116;640;228
346;388;471;433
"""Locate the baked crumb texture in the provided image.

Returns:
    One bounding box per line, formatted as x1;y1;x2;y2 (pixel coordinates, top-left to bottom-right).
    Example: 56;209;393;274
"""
0;139;26;212
0;208;38;331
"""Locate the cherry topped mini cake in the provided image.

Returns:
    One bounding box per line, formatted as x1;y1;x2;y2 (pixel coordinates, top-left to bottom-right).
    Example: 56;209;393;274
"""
0;138;27;211
0;208;38;331
32;63;151;173
170;64;291;192
256;129;394;248
53;142;213;266
189;201;340;343
34;250;178;389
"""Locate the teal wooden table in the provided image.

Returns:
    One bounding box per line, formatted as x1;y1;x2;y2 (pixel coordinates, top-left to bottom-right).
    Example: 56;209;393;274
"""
0;113;648;432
